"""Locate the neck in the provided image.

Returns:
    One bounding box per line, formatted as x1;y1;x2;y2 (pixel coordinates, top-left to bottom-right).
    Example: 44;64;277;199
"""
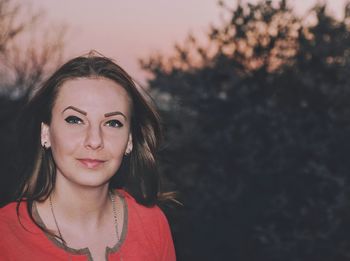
50;178;112;228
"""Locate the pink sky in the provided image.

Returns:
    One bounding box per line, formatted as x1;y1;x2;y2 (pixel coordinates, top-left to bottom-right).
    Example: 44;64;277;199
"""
32;0;348;84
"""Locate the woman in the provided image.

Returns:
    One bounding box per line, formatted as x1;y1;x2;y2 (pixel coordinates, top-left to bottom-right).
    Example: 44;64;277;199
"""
0;53;176;260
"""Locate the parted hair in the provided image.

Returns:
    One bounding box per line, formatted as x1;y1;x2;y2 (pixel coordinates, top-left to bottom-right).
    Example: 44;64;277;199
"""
16;52;168;223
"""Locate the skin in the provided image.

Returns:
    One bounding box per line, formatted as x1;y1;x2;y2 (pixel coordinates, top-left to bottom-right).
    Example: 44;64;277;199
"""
37;77;133;260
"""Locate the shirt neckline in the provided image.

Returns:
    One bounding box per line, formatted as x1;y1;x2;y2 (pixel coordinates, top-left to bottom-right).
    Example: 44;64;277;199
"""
32;190;128;259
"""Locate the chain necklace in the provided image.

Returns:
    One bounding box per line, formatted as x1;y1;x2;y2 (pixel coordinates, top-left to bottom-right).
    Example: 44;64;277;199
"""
49;191;120;260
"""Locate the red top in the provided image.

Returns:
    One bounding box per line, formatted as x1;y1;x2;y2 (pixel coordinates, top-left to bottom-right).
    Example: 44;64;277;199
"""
0;190;176;261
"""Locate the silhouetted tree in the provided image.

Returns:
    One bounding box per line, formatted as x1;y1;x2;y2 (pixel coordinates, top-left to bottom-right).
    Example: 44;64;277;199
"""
141;1;350;260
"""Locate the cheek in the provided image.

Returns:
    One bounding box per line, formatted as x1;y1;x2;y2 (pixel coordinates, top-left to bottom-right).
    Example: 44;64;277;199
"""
49;127;82;156
105;132;130;156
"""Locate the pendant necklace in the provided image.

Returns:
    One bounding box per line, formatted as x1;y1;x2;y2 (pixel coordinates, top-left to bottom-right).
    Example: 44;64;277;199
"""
49;191;120;260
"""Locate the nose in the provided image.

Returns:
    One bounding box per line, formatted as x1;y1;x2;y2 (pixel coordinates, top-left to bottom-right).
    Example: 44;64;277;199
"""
84;125;103;150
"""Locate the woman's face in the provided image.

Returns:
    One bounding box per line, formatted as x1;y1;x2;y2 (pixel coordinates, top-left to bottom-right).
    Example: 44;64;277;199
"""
41;77;133;189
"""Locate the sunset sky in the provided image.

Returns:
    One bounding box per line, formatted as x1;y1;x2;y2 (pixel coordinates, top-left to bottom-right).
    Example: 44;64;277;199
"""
31;0;348;84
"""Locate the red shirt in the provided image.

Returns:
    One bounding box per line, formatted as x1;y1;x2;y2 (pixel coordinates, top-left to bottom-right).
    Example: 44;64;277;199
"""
0;190;176;261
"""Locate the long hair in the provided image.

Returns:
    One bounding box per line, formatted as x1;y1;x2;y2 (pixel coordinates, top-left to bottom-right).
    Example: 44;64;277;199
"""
15;52;168;227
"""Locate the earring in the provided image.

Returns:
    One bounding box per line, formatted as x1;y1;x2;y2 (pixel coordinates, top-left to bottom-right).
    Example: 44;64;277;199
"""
42;141;48;149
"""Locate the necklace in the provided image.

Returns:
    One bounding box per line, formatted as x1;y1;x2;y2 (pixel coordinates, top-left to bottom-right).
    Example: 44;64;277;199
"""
49;191;120;260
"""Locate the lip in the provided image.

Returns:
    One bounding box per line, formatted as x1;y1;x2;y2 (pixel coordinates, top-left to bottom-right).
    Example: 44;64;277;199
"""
77;158;106;169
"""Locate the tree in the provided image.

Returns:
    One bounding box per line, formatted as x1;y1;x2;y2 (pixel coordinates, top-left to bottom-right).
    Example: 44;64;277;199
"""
141;1;350;260
0;0;65;95
0;0;65;204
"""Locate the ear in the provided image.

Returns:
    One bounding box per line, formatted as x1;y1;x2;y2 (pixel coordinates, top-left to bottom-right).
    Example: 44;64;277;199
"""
41;122;51;148
125;133;133;155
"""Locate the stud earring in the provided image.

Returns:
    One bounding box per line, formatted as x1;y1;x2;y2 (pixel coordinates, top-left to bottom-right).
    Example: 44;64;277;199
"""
43;141;48;149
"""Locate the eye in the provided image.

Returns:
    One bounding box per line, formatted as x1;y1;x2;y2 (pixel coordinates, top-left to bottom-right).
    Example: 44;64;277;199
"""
65;116;83;124
105;119;123;128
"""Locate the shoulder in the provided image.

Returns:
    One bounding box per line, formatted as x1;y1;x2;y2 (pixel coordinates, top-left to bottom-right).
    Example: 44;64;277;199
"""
0;201;57;259
0;202;19;224
0;201;31;249
117;189;168;226
0;201;34;232
117;189;172;239
116;189;176;260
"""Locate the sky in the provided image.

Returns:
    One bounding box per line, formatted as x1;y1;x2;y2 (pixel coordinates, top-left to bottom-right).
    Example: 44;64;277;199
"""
30;0;349;84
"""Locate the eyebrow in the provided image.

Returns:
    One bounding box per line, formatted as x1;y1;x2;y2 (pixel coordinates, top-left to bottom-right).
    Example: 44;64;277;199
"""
104;111;127;120
62;106;87;115
62;106;127;120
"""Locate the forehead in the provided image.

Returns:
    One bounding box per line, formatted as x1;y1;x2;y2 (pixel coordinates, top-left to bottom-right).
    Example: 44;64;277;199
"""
53;77;131;113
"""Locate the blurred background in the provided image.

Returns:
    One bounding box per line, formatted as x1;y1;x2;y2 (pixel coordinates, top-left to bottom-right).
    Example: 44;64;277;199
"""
1;0;350;260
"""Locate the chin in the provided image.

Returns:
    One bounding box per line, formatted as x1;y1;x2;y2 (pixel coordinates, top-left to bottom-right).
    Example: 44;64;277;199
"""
60;171;114;189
